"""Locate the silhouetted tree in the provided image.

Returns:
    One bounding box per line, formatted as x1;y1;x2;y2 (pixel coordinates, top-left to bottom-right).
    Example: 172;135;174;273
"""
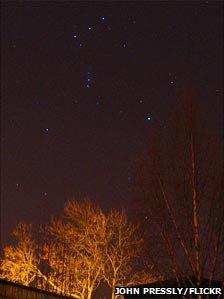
134;92;223;290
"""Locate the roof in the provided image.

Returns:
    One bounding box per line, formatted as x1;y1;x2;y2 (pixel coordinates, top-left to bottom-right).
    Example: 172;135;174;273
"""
0;279;77;299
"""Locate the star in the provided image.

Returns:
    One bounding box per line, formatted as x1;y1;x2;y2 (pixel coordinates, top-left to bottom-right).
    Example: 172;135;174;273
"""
45;128;49;132
147;116;151;121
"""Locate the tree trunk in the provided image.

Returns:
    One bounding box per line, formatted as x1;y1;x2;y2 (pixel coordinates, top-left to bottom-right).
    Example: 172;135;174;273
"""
190;134;201;299
87;286;93;299
111;278;116;299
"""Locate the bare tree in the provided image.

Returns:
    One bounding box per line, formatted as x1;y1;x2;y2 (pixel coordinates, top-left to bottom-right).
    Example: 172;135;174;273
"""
0;199;159;298
0;201;107;299
0;222;66;294
0;222;38;286
43;199;108;299
134;93;224;290
104;210;159;299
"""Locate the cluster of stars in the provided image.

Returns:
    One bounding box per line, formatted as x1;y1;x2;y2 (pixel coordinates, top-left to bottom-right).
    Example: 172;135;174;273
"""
72;14;136;53
73;16;106;48
70;15;157;124
70;16;180;126
85;66;93;89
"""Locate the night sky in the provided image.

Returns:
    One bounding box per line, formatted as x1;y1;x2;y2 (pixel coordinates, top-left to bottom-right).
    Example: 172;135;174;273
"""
1;1;223;246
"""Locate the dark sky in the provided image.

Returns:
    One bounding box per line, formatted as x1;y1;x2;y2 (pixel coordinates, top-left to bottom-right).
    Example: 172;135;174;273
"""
1;1;223;246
